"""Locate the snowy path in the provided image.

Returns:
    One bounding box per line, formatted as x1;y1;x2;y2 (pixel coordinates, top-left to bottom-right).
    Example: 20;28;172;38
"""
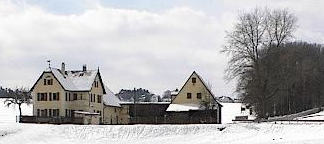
1;123;324;144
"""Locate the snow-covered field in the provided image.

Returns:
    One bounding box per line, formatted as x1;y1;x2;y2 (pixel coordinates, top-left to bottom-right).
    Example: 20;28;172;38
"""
1;122;324;144
0;99;32;123
1;99;324;144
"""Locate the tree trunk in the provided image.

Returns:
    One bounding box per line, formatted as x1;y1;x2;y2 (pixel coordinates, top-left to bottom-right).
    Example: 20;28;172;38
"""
18;103;22;122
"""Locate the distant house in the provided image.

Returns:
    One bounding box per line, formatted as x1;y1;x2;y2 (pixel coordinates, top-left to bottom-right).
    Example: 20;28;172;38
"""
29;63;126;124
166;71;222;124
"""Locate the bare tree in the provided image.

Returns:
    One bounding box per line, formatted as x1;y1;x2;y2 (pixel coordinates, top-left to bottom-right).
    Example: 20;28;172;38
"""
265;8;297;47
222;7;297;118
3;88;32;121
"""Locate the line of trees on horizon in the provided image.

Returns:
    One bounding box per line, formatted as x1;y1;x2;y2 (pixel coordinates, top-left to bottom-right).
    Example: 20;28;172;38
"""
222;7;324;118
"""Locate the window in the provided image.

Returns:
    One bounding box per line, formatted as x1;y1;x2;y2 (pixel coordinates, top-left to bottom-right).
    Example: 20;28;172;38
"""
52;92;59;101
97;95;102;103
90;94;92;102
192;77;196;83
94;81;99;88
187;93;192;99
37;109;40;116
40;93;45;101
69;93;71;101
65;93;68;101
65;109;68;117
49;92;52;101
73;93;77;100
37;93;40;101
53;109;59;117
53;93;56;100
44;79;53;85
91;94;96;102
38;93;50;101
49;109;52;116
197;93;202;99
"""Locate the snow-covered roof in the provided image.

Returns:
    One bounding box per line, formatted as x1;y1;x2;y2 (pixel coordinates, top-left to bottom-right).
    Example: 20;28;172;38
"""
171;90;179;96
50;68;98;91
103;86;121;107
166;104;203;112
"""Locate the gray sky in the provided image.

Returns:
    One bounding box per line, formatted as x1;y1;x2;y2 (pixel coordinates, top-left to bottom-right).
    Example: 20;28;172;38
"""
0;0;323;97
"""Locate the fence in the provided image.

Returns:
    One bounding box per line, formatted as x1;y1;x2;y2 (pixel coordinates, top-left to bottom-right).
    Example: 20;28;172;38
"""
129;110;220;124
20;116;84;124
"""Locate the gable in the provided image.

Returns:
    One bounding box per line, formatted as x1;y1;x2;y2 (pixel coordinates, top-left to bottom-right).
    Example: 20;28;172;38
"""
171;71;222;107
89;72;106;94
30;72;65;92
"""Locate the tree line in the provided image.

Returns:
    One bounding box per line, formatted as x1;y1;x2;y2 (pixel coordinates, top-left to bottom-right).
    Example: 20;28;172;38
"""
222;7;324;118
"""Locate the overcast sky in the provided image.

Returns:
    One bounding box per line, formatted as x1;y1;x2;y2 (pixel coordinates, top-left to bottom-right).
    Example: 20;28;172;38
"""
0;0;323;97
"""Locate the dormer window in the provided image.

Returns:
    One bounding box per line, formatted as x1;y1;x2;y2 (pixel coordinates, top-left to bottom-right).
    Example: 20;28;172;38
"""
192;77;196;83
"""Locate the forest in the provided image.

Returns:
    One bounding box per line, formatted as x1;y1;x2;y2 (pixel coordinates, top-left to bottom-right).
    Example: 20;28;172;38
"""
223;7;324;118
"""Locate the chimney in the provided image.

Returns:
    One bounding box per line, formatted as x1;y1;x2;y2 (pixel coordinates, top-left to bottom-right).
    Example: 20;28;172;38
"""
83;64;87;72
61;62;65;74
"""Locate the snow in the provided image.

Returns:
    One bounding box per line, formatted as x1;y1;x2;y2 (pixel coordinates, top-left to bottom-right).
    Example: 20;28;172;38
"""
1;99;324;143
1;123;324;144
166;103;202;112
170;90;178;95
270;108;321;121
103;86;121;107
120;102;170;104
221;103;255;123
74;111;99;115
296;110;324;120
51;68;97;91
0;99;33;123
